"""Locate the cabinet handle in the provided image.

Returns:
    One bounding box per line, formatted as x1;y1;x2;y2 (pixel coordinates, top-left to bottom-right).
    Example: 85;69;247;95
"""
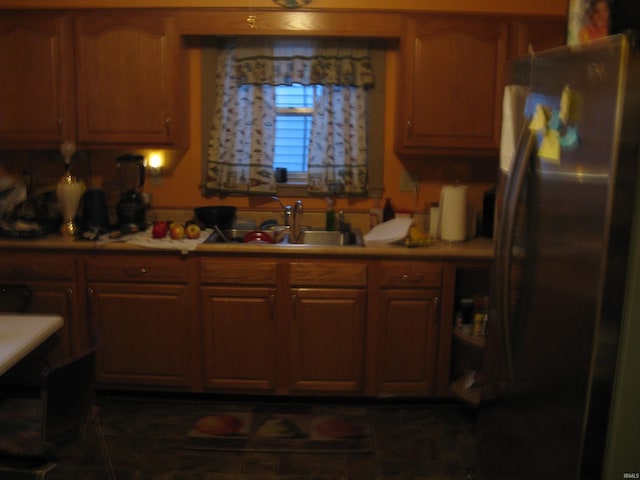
123;266;149;276
87;287;94;315
269;294;275;304
407;119;413;138
57;115;64;136
401;274;424;283
165;116;171;137
433;296;440;324
65;287;74;316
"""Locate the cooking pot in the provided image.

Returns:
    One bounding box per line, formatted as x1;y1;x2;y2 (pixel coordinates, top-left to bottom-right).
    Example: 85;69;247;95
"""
194;206;236;229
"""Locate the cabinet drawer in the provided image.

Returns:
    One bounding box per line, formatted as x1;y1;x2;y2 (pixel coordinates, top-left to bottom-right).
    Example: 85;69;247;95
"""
378;261;443;288
289;262;367;287
200;259;277;285
86;257;190;283
0;254;74;280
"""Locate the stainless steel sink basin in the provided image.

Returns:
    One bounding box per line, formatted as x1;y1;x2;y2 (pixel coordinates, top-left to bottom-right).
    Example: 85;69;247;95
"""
204;227;363;246
294;229;364;246
299;229;363;246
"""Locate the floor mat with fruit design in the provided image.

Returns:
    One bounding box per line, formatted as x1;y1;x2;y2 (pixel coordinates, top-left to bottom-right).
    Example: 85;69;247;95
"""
185;405;371;453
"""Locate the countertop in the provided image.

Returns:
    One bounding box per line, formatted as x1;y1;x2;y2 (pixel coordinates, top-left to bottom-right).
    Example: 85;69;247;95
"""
0;313;63;375
0;233;494;260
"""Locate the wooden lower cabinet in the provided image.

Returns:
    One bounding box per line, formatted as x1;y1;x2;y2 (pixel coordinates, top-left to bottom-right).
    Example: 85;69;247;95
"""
377;289;440;395
0;252;79;364
373;261;443;396
286;261;368;395
289;287;366;394
199;258;279;393
85;255;194;389
201;286;278;391
0;246;491;397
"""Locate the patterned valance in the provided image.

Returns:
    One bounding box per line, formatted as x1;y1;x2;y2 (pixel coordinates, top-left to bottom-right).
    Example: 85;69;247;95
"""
231;38;375;88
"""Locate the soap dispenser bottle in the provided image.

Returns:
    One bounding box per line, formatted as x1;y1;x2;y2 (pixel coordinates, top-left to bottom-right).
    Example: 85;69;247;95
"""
325;197;336;231
383;198;395;222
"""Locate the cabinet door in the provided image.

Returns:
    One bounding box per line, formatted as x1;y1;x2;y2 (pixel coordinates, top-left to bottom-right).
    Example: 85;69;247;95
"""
396;15;508;156
74;13;185;147
509;18;567;58
88;283;192;388
377;289;440;395
25;282;75;366
0;13;73;147
201;286;278;392
0;253;79;364
289;288;366;394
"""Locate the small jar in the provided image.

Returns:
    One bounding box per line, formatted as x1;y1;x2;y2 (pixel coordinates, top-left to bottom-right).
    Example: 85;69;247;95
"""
457;298;475;334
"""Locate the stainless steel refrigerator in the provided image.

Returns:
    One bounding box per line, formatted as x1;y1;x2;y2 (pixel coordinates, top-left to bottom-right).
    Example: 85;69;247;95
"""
475;33;640;480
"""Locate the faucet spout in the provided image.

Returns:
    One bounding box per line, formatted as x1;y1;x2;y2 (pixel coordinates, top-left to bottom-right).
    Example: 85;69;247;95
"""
272;196;293;227
291;200;304;243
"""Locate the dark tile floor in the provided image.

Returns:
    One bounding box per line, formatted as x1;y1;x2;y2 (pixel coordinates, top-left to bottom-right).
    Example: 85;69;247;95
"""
48;392;478;480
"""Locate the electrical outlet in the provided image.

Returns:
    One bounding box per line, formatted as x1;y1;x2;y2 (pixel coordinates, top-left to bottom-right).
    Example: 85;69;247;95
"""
399;171;418;192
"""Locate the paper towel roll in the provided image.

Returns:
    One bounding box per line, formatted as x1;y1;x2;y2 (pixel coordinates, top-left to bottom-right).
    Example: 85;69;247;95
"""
439;185;468;242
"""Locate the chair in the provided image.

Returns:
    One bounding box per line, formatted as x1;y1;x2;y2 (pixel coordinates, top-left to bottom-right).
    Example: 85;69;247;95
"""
0;337;115;479
0;292;115;479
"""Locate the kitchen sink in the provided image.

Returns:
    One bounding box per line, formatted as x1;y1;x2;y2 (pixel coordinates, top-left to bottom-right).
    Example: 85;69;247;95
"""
299;229;363;246
204;227;363;246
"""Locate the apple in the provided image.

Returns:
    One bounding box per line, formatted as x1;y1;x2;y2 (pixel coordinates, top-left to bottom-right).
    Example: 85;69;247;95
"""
169;223;185;240
185;223;201;239
152;221;169;239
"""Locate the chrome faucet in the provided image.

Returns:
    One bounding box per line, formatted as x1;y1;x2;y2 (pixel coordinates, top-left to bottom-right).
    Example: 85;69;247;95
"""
271;196;303;243
291;200;304;244
272;196;293;227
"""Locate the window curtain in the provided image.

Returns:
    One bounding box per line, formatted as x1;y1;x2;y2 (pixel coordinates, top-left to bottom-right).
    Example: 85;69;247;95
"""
205;38;374;196
206;39;277;195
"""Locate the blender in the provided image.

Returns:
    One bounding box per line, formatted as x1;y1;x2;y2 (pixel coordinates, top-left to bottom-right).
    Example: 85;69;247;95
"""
116;154;146;232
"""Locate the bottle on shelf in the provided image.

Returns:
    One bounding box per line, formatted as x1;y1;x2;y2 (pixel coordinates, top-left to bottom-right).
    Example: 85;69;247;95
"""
456;298;475;335
473;295;489;337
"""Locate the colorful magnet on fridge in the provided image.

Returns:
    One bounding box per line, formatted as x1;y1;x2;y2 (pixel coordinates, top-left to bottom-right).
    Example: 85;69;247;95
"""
538;130;561;164
560;126;579;150
529;104;549;132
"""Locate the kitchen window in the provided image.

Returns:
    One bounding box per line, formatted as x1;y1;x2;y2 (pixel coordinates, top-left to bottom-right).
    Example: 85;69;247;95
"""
201;37;386;199
273;84;320;182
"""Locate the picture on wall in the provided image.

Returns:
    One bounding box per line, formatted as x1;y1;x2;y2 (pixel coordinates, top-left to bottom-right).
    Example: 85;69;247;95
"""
567;0;611;45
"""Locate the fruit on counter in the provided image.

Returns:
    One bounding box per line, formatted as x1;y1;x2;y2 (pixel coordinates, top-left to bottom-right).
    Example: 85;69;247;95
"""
169;223;185;240
407;224;429;242
185;222;202;239
151;221;169;239
404;224;437;247
194;414;244;436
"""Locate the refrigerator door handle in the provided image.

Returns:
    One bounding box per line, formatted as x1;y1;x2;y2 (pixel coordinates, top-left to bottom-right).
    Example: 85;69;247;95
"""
495;126;536;383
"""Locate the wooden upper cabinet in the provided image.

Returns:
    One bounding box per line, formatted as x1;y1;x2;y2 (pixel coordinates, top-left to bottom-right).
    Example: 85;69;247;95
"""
508;18;567;58
0;13;74;147
395;15;508;157
74;12;187;148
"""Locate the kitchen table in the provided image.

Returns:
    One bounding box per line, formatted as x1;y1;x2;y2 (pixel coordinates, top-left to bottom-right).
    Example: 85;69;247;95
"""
0;314;63;375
